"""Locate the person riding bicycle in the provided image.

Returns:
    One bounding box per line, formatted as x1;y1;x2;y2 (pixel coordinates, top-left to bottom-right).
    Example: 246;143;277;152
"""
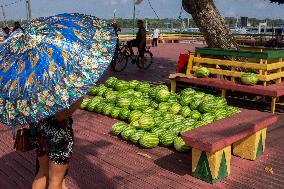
110;21;121;71
127;20;146;67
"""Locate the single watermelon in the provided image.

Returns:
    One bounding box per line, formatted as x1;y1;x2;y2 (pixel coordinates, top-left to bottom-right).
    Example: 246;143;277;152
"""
128;110;143;123
129;130;145;144
112;122;127;135
195;67;210;78
116;97;131;109
135;82;151;93
138;114;155;130
119;108;131;120
110;107;121;118
180;106;192;118
121;126;136;140
168;103;182;115
80;98;92;109
174;137;191;152
241;72;258;85
128;80;140;89
104;77;118;88
139;133;159;148
159;131;177;147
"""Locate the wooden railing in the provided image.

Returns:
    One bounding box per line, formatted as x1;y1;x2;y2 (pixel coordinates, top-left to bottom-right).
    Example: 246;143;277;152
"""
118;33;276;45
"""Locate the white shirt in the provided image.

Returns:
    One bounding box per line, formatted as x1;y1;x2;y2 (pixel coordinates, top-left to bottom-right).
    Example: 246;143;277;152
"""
153;29;160;39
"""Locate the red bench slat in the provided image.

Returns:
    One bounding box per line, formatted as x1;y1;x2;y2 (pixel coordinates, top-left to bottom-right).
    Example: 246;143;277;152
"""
175;76;284;97
181;109;277;153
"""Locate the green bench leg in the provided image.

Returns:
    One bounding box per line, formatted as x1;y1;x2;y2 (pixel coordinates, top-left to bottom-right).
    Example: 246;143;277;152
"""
192;146;231;183
232;128;267;160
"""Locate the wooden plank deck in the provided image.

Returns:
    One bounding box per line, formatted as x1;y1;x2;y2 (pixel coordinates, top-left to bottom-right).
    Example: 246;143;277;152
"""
0;110;284;189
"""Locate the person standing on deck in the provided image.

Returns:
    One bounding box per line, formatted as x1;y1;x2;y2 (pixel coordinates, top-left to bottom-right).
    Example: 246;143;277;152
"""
152;28;160;47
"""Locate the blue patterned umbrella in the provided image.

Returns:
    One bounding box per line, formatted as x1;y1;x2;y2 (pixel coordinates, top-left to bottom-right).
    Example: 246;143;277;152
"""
0;13;117;126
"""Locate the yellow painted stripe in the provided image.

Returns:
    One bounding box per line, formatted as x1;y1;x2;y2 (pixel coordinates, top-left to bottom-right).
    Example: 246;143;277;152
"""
192;148;202;172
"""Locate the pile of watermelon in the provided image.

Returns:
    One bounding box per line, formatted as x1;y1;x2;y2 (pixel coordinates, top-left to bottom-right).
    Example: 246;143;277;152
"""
81;77;240;151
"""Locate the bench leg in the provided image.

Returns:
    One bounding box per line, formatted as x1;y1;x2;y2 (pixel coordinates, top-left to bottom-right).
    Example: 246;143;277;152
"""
192;146;231;183
221;89;226;97
232;128;267;160
271;97;276;114
170;79;177;92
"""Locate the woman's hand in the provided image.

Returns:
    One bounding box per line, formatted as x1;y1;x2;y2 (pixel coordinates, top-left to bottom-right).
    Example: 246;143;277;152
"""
55;96;84;121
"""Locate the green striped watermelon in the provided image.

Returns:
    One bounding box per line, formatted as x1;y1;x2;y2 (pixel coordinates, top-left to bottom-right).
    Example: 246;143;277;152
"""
138;114;155;130
179;94;193;106
139;133;159;148
128;80;140;89
130;98;146;110
150;100;159;109
214;109;228;121
110;107;121;118
116;97;131;109
105;91;118;104
94;102;107;113
89;86;99;96
112;122;127;135
180;106;192;118
119;108;131;120
168;103;182;115
105;77;118;88
180;88;196;96
154;116;164;126
190;110;202;120
156;88;170;102
80;98;92;109
143;107;156;115
135;82;151;93
174;115;185;123
129;120;140;128
241;72;258;85
102;104;115;116
151;127;166;137
128;110;143;123
181;125;195;133
129;130;146;144
158;102;171;112
200;113;216;124
121;126;136;140
114;80;129;91
174;137;191;152
159;131;177;147
97;84;108;96
195;67;210;78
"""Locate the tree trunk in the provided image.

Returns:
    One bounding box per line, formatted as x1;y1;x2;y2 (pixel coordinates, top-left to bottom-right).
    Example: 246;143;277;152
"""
182;0;238;49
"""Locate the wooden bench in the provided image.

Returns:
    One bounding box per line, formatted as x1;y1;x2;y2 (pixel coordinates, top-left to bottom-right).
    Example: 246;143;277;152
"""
181;109;277;183
169;73;284;113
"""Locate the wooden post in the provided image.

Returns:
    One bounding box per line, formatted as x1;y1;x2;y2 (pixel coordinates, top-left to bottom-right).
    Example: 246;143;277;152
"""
186;53;194;76
271;97;276;114
170;79;177;92
221;89;226;97
276;58;282;84
230;57;235;82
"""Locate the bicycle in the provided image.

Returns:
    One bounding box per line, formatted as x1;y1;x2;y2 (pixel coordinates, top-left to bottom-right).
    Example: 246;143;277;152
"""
111;42;153;72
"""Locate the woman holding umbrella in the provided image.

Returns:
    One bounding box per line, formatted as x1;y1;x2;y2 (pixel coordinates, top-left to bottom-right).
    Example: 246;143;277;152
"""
0;13;117;189
30;98;82;189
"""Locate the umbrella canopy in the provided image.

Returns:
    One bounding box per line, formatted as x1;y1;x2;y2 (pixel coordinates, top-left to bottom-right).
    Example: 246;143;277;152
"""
0;13;117;126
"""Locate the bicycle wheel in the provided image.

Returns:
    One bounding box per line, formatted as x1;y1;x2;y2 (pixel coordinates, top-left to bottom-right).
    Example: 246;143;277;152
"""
136;51;153;70
113;51;128;72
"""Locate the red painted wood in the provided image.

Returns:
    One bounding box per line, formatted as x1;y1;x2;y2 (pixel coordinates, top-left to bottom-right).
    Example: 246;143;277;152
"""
175;76;284;97
182;108;277;153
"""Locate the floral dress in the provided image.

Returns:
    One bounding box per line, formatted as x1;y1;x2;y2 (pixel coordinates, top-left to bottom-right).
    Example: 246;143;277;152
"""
29;115;74;165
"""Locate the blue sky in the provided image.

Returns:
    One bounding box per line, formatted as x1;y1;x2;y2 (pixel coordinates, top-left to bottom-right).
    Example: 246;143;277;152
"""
0;0;284;21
